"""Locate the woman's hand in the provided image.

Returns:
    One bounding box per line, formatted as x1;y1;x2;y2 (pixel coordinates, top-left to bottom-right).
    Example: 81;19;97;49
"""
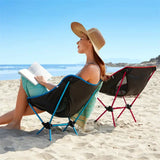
104;74;111;81
35;76;57;90
35;76;47;86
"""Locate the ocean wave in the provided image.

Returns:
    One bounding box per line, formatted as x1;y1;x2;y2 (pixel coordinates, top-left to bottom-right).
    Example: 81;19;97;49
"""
0;64;121;80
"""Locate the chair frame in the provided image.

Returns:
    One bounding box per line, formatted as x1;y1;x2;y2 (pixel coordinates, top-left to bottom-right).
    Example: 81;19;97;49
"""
28;78;100;141
95;66;156;127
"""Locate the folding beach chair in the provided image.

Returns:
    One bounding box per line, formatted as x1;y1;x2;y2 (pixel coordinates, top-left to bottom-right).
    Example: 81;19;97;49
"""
27;75;102;141
95;66;156;127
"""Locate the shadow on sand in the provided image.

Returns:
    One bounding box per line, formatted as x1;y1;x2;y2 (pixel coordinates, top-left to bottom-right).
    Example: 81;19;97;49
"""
0;122;115;154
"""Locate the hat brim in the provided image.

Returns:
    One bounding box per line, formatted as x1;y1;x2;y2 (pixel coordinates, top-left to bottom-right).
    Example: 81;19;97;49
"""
71;22;87;38
71;22;104;64
90;39;105;64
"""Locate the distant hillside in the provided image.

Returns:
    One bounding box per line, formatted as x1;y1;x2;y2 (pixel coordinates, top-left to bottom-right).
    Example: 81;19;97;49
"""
106;55;160;68
140;55;160;67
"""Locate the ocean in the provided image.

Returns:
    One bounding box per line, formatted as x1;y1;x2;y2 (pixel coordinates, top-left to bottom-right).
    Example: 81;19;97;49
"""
0;64;121;81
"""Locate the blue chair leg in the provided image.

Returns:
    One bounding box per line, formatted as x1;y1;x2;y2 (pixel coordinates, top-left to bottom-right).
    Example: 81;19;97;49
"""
37;126;45;135
49;129;52;141
63;118;78;135
73;126;78;135
63;123;69;132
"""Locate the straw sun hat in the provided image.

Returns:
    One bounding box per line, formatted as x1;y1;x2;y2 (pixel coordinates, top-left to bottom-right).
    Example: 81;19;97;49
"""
71;22;105;63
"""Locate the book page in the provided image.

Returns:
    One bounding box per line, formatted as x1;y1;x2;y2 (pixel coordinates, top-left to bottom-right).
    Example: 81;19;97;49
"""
28;62;52;80
18;69;38;85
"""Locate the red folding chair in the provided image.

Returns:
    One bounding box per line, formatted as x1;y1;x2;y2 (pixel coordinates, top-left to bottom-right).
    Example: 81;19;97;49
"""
95;66;156;127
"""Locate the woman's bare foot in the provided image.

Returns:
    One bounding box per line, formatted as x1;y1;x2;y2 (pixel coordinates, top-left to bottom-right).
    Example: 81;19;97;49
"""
0;121;20;130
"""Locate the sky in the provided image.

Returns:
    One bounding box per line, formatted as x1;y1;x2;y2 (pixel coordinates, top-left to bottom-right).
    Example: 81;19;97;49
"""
0;0;160;64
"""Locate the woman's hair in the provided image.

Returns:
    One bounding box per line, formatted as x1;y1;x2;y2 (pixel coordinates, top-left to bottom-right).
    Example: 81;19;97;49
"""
93;49;106;81
85;35;106;80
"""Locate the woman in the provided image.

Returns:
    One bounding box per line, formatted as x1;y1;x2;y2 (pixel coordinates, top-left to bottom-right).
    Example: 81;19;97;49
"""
0;22;106;129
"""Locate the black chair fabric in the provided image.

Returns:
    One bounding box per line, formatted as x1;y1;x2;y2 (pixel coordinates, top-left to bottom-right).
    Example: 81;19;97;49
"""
100;66;156;96
27;75;100;117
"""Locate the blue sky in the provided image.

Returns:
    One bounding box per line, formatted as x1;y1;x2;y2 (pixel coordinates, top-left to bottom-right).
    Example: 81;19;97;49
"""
0;0;159;64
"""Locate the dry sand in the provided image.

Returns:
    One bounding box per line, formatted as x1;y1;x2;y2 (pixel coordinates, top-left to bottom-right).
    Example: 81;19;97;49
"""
0;71;160;160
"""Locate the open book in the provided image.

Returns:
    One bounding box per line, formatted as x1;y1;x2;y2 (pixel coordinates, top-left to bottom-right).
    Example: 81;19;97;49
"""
18;62;52;85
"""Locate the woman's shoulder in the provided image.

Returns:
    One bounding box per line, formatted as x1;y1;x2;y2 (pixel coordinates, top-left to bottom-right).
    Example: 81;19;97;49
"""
85;63;100;73
76;63;101;84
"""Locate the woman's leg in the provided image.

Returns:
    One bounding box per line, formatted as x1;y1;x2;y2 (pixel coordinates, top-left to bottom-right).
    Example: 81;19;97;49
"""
0;80;28;129
0;110;14;125
0;80;44;129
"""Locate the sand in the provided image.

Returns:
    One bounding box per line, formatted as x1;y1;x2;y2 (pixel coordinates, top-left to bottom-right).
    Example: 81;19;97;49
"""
0;71;160;160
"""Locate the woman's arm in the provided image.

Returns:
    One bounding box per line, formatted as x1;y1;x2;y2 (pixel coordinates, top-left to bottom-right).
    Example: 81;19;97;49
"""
35;76;57;90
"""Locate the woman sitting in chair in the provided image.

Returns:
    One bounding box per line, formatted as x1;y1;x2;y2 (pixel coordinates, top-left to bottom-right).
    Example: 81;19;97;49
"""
0;22;107;129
